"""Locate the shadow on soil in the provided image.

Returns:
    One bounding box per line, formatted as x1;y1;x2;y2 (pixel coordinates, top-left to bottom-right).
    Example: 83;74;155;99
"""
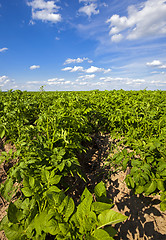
110;187;166;240
77;133;166;240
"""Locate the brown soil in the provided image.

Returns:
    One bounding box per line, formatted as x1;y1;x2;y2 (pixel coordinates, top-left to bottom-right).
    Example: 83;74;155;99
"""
77;133;166;240
0;134;166;240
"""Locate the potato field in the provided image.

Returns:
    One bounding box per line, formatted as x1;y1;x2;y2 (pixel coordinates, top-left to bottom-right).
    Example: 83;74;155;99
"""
0;89;166;240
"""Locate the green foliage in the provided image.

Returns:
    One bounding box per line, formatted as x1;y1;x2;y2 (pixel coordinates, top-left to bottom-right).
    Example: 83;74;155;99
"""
0;89;166;239
0;182;126;240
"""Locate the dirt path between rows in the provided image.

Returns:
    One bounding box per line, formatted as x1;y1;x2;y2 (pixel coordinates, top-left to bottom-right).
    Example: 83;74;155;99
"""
0;134;166;240
77;133;166;240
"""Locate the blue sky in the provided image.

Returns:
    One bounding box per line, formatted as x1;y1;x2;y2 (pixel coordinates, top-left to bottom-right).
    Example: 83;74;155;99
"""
0;0;166;91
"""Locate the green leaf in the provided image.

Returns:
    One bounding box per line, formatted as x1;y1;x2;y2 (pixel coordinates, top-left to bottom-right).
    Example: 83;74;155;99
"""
158;163;166;173
130;167;139;175
21;198;30;215
104;226;117;237
157;180;165;191
77;194;93;221
160;200;166;211
58;161;65;172
1;151;8;157
0;215;8;231
32;211;48;236
0;178;15;201
29;176;35;188
135;185;144;194
160;191;166;201
51;191;66;208
145;181;157;195
81;187;92;201
3;224;25;240
23;176;30;188
160;170;166;177
70;212;79;227
91;202;113;214
153;140;161;148
22;187;33;197
146;156;154;164
87;236;97;240
85;211;97;231
94;181;106;198
126;176;135;189
49;175;62;185
45;219;59;235
41;169;50;183
8;149;13;155
8;202;23;224
131;160;142;167
141;172;149;182
93;229;114;240
0;127;5;139
122;157;129;169
98;209;127;228
63;197;75;221
48;185;61;193
59;223;69;235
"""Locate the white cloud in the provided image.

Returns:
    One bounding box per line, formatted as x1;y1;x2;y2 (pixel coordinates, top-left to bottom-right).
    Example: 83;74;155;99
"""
48;81;61;85
101;77;145;85
107;0;166;41
126;78;146;85
62;66;84;72
27;81;44;84
100;3;108;8
64;57;93;65
132;79;145;82
146;60;166;69
48;78;64;82
29;65;40;70
79;81;89;85
32;9;61;22
79;3;99;17
27;0;58;10
111;34;123;42
71;66;84;72
78;74;95;80
84;66;111;74
46;78;74;86
61;67;73;71
62;65;111;74
47;78;72;85
27;0;62;23
159;64;166;69
151;80;166;84
92;81;104;86
146;60;162;67
47;77;66;85
0;76;8;83
64;80;71;84
0;47;8;52
104;68;111;73
0;75;14;88
102;77;129;82
84;66;101;73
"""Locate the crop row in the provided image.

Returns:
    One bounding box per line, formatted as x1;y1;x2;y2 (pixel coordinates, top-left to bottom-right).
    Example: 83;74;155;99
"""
0;89;166;239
